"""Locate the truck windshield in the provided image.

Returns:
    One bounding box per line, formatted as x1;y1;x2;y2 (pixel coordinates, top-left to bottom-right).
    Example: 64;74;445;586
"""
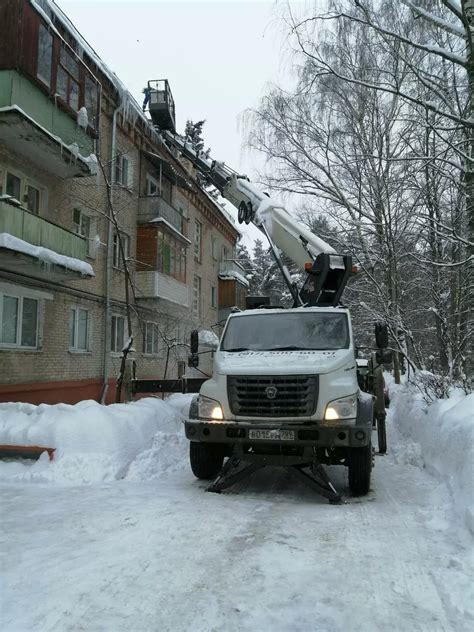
222;312;350;352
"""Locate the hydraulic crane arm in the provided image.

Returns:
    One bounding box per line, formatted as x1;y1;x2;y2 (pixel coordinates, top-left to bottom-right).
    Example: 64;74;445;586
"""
164;131;335;270
163;131;352;306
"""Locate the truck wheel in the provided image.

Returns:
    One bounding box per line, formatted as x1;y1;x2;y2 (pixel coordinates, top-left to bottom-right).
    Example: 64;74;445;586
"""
189;442;225;480
348;443;372;496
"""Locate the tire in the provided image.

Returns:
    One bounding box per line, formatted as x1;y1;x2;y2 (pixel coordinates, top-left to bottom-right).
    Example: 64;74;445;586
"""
377;415;387;454
189;442;225;480
348;443;372;496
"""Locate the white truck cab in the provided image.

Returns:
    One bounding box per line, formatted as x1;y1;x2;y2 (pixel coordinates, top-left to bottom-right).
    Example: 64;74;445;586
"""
185;307;375;497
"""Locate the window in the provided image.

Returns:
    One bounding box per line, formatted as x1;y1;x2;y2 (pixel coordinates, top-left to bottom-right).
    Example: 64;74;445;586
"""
26;185;40;215
0;294;38;349
193;275;201;319
194;220;202;261
73;209;97;257
73;208;90;238
144;322;160;355
111;315;125;352
4;170;44;213
37;24;53;88
115;155;132;188
84;74;99;129
113;231;130;269
146;174;159;196
161;175;172;204
57;44;80;111
156;229;187;283
69;307;90;351
211;237;218;260
6;172;21;201
211;286;217;309
222;245;229;262
33;17;101;133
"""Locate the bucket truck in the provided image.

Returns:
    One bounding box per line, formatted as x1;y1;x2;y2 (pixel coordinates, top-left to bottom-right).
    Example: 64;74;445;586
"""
135;84;389;501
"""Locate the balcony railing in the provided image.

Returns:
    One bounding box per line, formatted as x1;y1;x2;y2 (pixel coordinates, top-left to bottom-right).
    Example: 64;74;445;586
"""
138;196;187;236
136;271;189;306
0;199;87;261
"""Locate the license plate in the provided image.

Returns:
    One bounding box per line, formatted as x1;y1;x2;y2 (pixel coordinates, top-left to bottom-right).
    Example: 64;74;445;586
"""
248;429;295;441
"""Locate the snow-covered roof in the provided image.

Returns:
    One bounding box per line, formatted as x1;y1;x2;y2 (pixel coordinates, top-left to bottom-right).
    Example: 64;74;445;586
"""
0;233;94;277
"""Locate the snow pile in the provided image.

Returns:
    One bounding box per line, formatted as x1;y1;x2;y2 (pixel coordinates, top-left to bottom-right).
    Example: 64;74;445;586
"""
0;396;193;485
77;106;89;129
0;233;94;277
198;329;220;348
219;268;250;287
387;375;474;533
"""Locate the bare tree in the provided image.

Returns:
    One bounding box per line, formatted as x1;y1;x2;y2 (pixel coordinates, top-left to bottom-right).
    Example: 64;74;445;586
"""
246;0;472;382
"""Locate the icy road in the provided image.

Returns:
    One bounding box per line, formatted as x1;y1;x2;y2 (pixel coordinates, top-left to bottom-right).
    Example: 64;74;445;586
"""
1;428;472;632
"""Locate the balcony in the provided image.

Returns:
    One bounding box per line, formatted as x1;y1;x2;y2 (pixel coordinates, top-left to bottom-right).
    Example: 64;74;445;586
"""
138;196;187;236
0;199;93;281
0;72;96;178
218;260;250;287
136;271;188;307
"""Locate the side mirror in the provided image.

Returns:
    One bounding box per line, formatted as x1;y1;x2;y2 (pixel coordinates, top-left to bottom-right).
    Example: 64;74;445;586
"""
190;330;199;354
188;353;199;368
375;322;389;349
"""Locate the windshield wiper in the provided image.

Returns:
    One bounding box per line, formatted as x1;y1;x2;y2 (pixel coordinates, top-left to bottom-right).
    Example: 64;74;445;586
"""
265;345;310;351
224;347;252;352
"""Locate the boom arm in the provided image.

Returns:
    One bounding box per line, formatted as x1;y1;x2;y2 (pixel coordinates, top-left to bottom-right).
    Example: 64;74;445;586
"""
163;131;352;306
164;131;335;270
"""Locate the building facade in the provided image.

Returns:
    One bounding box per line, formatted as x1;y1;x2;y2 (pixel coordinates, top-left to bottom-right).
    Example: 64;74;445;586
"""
0;0;248;404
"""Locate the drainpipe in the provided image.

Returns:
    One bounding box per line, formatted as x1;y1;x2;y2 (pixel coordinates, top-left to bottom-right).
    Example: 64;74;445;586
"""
100;104;120;404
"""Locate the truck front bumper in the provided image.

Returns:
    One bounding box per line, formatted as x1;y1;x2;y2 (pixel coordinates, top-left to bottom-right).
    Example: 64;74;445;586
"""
184;419;371;448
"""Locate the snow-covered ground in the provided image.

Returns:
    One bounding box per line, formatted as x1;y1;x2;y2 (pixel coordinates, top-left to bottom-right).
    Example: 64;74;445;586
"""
0;388;472;631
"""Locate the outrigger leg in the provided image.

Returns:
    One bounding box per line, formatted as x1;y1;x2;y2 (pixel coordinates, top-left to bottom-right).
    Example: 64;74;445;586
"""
289;461;342;504
207;456;263;493
207;454;342;503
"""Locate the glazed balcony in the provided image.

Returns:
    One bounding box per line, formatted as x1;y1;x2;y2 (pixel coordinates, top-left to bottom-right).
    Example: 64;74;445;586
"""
138;196;187;236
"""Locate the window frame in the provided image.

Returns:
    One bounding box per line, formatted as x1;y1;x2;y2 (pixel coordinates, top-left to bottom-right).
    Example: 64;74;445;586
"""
56;43;80;112
211;237;218;261
156;228;187;283
113;231;131;270
193;275;202;320
69;306;90;352
73;209;96;258
115;154;132;189
143;322;160;356
194;219;202;262
146;173;159;196
110;314;126;353
211;286;217;309
2;167;45;215
0;292;39;350
36;22;53;88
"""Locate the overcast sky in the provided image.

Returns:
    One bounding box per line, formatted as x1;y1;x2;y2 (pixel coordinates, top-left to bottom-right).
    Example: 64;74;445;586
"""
55;0;297;249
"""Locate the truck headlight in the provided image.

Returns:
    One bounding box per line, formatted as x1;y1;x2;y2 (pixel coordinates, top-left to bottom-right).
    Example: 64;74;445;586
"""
198;396;224;421
324;394;358;424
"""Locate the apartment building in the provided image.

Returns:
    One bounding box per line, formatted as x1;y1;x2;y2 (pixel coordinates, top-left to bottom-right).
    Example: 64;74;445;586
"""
0;0;248;404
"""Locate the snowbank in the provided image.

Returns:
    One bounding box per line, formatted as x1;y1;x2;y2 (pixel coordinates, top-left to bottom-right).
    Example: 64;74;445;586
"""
0;396;193;485
387;375;474;534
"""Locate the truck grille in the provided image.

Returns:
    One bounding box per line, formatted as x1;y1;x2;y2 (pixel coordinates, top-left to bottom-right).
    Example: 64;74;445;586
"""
227;375;318;418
